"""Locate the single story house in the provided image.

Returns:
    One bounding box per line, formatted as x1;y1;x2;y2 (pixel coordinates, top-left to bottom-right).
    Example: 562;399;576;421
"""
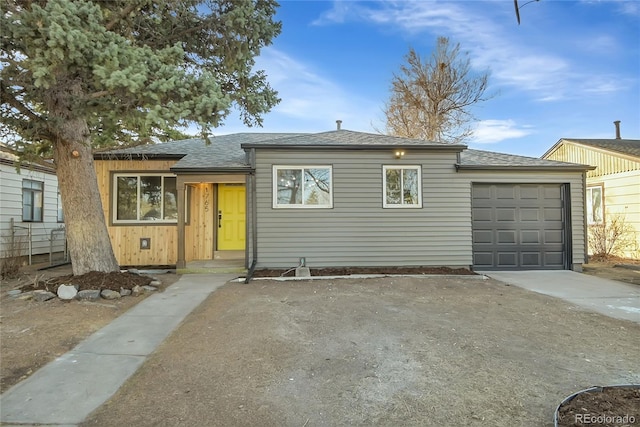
94;128;594;274
542;126;640;258
0;143;66;264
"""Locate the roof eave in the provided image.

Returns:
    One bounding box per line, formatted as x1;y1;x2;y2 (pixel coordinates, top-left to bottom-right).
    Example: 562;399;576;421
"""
169;166;252;174
455;164;596;172
241;143;466;151
93;153;186;161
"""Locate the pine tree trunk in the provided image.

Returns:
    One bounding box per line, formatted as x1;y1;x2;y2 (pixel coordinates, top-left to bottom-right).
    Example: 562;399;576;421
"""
49;81;120;276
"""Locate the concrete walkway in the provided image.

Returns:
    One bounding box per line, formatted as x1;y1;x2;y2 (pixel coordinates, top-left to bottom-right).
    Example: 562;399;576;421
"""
0;273;237;427
488;270;640;323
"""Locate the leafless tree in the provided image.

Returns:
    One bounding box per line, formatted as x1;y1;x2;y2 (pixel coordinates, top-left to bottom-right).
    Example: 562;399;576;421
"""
384;37;492;144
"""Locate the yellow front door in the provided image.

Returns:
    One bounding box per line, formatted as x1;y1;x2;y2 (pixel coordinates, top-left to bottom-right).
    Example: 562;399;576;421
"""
217;184;246;251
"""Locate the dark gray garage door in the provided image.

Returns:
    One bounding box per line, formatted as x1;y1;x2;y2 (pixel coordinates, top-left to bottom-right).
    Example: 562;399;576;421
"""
472;184;567;270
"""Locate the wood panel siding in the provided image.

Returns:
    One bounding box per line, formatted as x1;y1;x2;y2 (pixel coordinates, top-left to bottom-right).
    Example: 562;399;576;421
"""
184;183;214;261
545;143;640;178
94;159;179;266
253;149;587;270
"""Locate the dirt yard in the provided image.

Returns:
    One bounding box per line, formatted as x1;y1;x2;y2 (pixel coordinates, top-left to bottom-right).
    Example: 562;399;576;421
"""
77;275;639;427
0;263;181;393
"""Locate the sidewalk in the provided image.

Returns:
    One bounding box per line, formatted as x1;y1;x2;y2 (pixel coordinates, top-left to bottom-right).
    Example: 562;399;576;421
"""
488;270;640;323
0;273;237;426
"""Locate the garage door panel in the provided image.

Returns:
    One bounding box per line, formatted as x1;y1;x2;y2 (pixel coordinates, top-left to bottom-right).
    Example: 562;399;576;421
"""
473;208;492;221
473;186;492;199
496;208;516;221
544;207;562;221
520;187;540;199
497;252;518;267
473;252;494;267
496;186;516;199
473;230;493;244
544;230;563;244
520;208;540;221
521;230;540;244
544;186;562;199
472;183;566;270
545;252;564;266
521;252;541;267
497;230;516;244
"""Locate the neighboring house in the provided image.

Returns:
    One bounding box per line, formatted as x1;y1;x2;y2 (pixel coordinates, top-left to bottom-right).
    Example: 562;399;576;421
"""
543;132;640;258
0;144;66;263
95;129;593;274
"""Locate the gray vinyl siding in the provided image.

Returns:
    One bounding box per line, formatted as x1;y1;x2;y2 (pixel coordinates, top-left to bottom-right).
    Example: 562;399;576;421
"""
254;149;471;268
254;149;587;270
459;170;586;269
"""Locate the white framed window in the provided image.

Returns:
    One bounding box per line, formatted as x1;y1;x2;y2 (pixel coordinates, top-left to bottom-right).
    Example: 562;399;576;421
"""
383;166;422;208
22;179;44;222
586;185;603;224
57;191;64;223
273;166;333;208
113;173;178;223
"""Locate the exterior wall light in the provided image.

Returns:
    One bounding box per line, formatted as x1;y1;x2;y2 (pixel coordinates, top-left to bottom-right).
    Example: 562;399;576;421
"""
395;151;405;159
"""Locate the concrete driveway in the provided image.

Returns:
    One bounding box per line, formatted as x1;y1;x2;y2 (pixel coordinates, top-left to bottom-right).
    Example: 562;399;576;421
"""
487;270;640;323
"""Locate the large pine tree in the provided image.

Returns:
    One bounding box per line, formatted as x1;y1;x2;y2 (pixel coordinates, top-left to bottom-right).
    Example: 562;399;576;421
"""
1;0;281;275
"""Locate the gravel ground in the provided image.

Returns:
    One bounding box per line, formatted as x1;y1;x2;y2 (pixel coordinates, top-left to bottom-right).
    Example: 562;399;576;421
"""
79;275;639;427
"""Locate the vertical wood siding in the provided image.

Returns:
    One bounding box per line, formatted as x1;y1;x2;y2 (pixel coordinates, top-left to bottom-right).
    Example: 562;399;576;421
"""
95;159;179;266
184;183;214;261
253;149;586;269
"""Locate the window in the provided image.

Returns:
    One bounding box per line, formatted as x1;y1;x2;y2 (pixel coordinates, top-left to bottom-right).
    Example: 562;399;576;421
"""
383;166;422;208
57;191;64;223
22;179;43;222
586;185;603;224
113;174;178;223
273;166;332;208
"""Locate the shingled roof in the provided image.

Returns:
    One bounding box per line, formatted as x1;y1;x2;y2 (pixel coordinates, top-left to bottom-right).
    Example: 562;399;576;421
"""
458;149;592;170
240;129;466;149
551;139;640;159
95;130;591;171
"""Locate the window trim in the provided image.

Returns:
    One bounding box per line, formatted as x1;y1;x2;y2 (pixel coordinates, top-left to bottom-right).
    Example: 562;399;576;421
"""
272;165;333;209
586;184;604;225
57;190;64;223
382;165;423;208
112;173;178;224
22;179;44;222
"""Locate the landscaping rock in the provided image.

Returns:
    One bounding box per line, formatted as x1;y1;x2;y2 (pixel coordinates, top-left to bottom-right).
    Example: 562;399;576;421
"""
149;280;161;287
131;285;142;296
7;289;22;297
142;285;158;292
57;284;78;300
77;290;101;301
16;292;34;301
33;291;56;302
101;289;121;300
120;288;132;296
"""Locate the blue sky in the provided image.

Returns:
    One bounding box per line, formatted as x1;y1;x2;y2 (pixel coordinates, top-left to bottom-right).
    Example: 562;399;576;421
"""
214;0;640;158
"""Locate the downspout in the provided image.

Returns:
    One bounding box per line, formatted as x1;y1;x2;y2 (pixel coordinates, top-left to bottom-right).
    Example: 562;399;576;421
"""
245;148;258;283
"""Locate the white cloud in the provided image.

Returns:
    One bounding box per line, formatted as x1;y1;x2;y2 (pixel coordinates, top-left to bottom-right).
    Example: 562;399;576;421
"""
209;48;383;134
470;119;533;144
314;0;632;103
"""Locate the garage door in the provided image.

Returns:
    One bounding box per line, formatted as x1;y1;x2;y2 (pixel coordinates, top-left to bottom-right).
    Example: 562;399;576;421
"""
472;184;567;270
